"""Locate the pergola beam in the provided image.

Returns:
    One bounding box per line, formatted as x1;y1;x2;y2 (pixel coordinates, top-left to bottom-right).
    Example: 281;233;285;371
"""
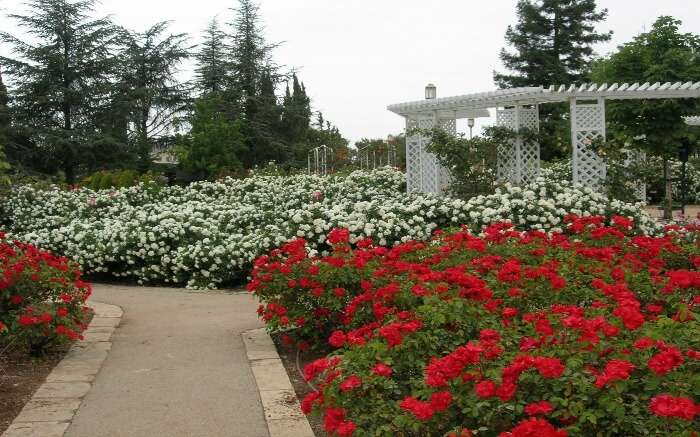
389;81;700;197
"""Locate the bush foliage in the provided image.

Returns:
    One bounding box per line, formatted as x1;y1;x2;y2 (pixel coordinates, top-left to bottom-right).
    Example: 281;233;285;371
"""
0;233;92;354
251;218;700;436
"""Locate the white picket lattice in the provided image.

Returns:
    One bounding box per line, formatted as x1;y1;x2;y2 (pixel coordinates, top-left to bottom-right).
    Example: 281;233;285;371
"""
572;100;606;190
405;118;421;193
392;81;700;195
623;149;647;201
496;106;540;184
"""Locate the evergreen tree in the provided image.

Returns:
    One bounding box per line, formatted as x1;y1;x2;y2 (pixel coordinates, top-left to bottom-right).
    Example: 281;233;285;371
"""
495;0;612;161
281;73;311;144
116;22;192;171
0;0;122;182
590;16;700;218
0;69;8;132
228;0;282;167
177;94;246;178
195;19;229;96
495;0;612;87
0;68;10;180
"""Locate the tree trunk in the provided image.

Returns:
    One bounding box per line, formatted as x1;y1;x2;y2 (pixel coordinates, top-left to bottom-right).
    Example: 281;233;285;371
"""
663;157;672;220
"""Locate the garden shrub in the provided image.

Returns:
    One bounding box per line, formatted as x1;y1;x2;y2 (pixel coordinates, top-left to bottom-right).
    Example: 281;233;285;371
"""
3;168;660;288
81;169;162;190
250;218;700;436
0;233;92;354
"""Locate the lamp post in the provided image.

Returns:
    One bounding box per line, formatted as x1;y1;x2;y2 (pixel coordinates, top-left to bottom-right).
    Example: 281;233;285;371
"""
425;83;436;100
467;118;475;139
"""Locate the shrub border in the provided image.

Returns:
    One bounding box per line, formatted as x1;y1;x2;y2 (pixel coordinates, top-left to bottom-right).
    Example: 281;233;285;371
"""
1;301;123;437
242;328;314;437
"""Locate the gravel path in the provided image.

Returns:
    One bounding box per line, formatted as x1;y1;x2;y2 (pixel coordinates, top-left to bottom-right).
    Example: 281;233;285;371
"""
65;284;269;437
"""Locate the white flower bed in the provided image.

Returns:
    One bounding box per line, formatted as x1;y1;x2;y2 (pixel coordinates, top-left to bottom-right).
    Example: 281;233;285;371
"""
1;167;659;288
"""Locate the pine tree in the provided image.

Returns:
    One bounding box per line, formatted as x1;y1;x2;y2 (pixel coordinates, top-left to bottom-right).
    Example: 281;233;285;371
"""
281;73;311;145
0;68;10;173
0;69;9;131
177;94;246;179
0;0;122;182
251;68;285;163
195;19;229;96
116;22;192;171
495;0;611;160
228;0;282;167
495;0;612;87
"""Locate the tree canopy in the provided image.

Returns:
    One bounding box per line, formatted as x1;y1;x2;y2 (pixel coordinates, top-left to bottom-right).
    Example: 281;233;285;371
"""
591;16;700;159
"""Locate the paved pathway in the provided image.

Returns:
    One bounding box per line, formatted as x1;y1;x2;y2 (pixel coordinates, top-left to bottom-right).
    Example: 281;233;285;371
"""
65;284;269;437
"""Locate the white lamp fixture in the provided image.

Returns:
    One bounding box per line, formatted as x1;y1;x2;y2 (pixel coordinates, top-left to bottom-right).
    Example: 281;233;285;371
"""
425;83;437;100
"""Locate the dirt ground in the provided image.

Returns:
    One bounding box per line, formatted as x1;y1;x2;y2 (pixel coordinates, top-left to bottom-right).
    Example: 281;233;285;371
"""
272;333;328;437
0;345;70;433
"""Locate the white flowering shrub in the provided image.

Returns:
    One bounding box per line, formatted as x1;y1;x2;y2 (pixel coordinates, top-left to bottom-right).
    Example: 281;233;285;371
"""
1;167;660;288
463;177;661;235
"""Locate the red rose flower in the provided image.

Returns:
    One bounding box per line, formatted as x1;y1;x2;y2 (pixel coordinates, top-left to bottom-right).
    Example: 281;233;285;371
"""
372;363;393;377
328;330;347;348
339;375;362;392
649;394;696;421
524;400;554;416
499;417;567;437
648;347;684;375
475;380;497;398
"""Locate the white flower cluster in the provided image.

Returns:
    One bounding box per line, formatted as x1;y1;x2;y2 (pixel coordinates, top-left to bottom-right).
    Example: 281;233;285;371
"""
1;168;659;289
464;177;661;235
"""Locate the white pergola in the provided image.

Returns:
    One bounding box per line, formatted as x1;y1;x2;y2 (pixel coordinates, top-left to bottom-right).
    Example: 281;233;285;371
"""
685;116;700;126
389;82;700;197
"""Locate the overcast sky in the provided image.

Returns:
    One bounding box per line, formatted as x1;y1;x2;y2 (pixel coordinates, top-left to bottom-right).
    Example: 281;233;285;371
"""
1;0;699;144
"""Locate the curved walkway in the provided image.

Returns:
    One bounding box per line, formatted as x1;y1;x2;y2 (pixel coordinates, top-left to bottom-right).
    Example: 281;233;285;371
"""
65;284;269;437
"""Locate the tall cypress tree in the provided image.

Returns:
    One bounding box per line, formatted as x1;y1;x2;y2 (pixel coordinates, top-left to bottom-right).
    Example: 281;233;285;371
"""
495;0;611;160
0;0;122;182
116;22;191;171
195;19;229;96
281;73;311;145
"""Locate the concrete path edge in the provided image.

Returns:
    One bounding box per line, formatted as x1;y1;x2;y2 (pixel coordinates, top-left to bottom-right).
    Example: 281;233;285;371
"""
2;301;123;437
242;328;314;437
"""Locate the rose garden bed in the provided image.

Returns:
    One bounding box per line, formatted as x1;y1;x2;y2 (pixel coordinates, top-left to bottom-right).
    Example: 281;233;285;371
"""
252;217;700;436
0;234;92;433
2;168;660;289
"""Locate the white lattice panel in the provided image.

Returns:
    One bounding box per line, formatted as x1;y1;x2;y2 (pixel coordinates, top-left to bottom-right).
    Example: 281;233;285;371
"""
572;101;606;189
405;118;421;193
623;149;647;201
496;106;540;184
438;118;457;190
518;107;540;183
417;117;439;193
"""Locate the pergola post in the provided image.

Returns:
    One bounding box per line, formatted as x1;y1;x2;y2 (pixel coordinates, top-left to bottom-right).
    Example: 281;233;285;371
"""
496;104;540;184
571;97;607;190
390;81;700;196
405;117;421;193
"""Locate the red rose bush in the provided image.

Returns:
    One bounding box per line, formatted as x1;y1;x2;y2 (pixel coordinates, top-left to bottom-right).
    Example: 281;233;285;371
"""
250;217;700;436
0;232;92;354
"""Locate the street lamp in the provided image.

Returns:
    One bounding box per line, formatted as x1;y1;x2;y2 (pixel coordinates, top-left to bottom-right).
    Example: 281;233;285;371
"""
425;83;437;100
467;118;475;139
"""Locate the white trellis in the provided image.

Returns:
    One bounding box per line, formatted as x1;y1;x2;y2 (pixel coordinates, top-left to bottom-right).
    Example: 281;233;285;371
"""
495;105;540;184
685;116;700;126
308;145;331;176
358;142;398;170
389;82;700;199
